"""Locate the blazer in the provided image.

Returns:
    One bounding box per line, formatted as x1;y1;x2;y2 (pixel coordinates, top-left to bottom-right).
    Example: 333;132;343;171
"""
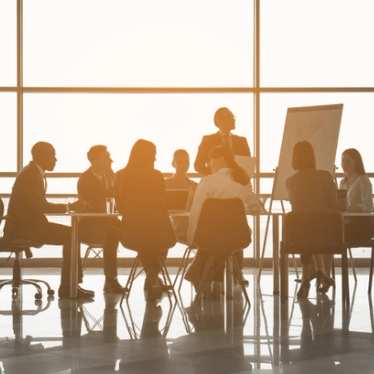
77;168;114;213
115;167;176;250
194;132;251;175
4;162;67;239
286;169;339;213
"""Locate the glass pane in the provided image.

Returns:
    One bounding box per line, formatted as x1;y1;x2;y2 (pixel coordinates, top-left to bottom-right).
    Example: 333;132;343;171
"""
24;93;253;172
24;0;253;86
261;93;374;174
0;93;17;171
0;0;16;85
261;0;374;86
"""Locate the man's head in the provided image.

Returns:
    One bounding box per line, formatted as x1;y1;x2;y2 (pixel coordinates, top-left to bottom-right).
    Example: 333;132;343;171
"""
214;107;236;134
31;142;57;171
87;145;112;174
172;149;190;175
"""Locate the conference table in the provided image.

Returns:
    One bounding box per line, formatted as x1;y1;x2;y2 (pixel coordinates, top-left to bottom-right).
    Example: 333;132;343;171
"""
64;210;283;299
63;210;374;299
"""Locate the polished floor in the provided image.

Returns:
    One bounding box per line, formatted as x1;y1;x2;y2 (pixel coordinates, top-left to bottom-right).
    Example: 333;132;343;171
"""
0;268;373;374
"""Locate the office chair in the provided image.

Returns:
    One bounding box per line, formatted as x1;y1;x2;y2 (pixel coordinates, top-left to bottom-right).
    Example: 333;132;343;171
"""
179;198;252;308
280;211;349;308
0;197;54;300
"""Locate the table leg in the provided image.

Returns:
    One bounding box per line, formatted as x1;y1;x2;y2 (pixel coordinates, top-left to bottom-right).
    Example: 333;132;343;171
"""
272;215;280;295
69;215;79;299
224;257;234;333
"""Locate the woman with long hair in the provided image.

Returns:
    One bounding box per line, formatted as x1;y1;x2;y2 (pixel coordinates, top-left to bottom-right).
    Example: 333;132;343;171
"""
340;148;373;243
287;141;338;299
105;139;176;300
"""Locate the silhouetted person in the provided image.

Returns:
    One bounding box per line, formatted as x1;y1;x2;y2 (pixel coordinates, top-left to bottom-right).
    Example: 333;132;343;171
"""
287;141;338;299
194;107;251;176
165;149;197;192
4;142;94;299
165;149;197;242
78;145;126;293
104;139;176;300
186;146;253;291
340;148;374;244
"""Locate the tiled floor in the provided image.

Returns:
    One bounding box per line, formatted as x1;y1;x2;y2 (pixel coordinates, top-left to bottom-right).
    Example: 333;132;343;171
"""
0;268;373;373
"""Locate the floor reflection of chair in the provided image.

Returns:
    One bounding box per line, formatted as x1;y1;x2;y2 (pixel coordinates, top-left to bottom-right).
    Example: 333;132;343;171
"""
119;299;175;339
120;255;191;333
0;294;53;354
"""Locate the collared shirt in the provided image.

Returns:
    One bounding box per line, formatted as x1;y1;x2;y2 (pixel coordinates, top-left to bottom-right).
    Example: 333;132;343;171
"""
219;131;233;150
33;161;47;191
90;167;115;194
187;168;255;244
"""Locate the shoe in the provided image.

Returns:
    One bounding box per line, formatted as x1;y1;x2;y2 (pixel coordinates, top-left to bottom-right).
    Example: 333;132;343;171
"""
78;286;95;298
104;278;128;294
318;276;335;294
297;281;311;300
58;287;95;300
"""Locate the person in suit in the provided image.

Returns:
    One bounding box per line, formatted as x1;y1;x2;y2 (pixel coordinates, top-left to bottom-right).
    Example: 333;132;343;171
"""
4;142;94;299
104;139;176;300
286;141;338;299
77;145;126;294
194;107;251;176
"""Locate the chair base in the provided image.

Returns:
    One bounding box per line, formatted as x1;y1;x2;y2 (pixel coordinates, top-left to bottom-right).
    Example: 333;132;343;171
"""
0;278;55;300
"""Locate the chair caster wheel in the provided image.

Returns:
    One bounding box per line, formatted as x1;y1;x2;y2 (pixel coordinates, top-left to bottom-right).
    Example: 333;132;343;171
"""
47;289;55;296
35;292;42;300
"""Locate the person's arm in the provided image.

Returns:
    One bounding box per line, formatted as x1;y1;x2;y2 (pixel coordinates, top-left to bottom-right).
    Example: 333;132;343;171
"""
77;174;102;212
242;137;251;157
194;136;210;176
23;173;67;214
187;178;209;245
358;177;373;212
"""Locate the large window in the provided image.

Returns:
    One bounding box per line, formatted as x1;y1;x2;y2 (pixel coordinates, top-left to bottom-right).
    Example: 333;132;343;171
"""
24;0;253;87
2;1;374;261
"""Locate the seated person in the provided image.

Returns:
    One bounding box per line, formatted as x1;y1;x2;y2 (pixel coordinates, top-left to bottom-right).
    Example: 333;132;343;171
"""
286;141;338;299
78;145;126;294
104;139;176;300
4;142;94;300
185;145;255;290
165;149;197;242
340;148;374;243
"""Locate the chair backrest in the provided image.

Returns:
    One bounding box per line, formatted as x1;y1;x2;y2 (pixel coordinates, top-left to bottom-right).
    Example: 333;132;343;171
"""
194;198;251;254
283;211;344;254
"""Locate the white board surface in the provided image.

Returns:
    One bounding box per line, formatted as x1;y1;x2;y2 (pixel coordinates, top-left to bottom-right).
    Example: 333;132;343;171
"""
273;104;343;201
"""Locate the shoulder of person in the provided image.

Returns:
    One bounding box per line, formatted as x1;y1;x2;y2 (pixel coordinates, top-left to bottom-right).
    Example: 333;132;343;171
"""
358;174;372;186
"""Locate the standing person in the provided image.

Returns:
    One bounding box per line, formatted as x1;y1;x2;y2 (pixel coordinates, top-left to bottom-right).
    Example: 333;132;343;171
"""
104;139;176;300
340;148;373;243
165;149;197;242
77;145;126;294
194;107;251;176
4;142;94;299
286;141;338;299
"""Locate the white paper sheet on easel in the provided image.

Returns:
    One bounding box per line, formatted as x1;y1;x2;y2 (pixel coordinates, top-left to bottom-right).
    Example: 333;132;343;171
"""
235;156;256;178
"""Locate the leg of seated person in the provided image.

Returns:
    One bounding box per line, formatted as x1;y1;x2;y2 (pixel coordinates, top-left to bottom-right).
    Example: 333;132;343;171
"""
30;222;83;292
101;223;127;293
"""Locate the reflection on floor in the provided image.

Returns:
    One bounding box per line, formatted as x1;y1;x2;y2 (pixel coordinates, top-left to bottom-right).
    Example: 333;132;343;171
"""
0;268;373;373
